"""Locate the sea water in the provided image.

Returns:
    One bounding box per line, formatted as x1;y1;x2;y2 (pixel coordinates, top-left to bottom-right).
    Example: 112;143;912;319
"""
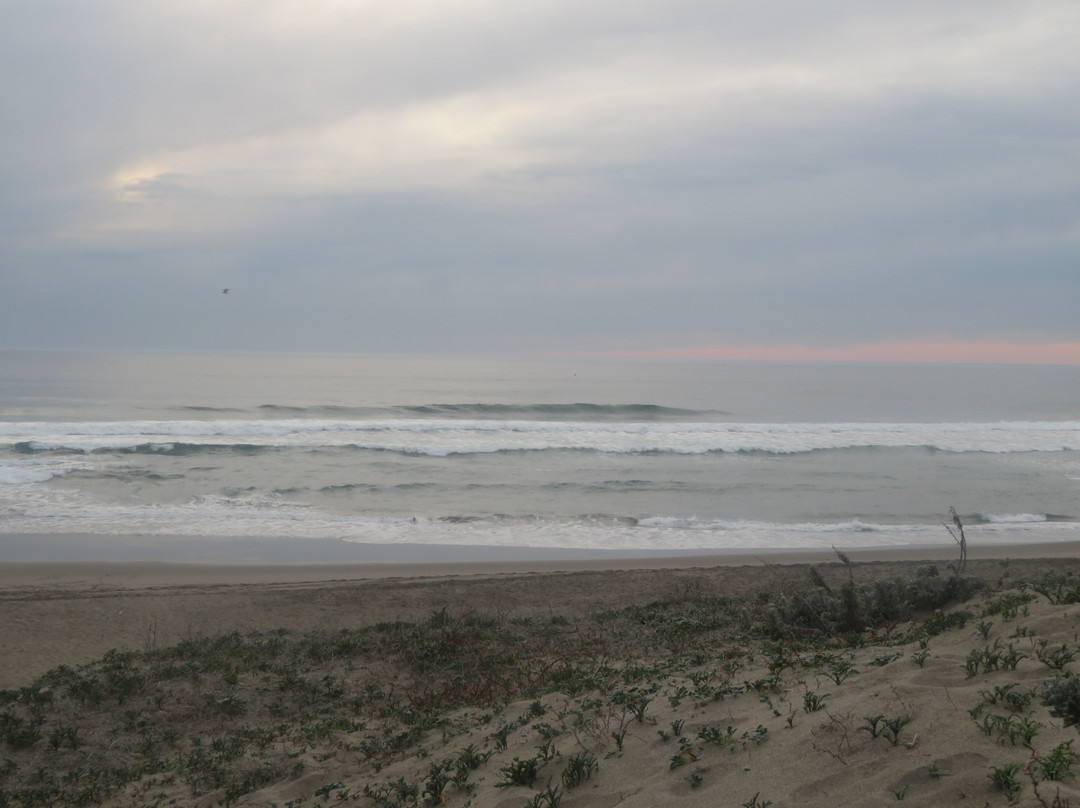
1;351;1078;559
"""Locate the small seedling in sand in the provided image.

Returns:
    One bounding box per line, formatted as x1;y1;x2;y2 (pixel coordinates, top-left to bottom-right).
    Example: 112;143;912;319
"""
983;591;1036;621
689;772;704;789
698;725;737;746
611;688;654;723
759;692;783;717
723;657;745;678
965;641;1011;678
882;716;911;746
922;609;975;637
526;781;563;808
978;683;1035;713
912;649;931;667
741;793;773;808
738;725;770;749
658;717;687;742
892;783;910;800
496;757;541;789
670;749;696;770
611;725;629;751
870;652;902;667
764;643;795;675
745;677;778;693
560;751;598;788
492;723;512;750
452;745;489;787
977;620;994;639
803;691;829;712
981;713;1043;746
525;700;548;720
1000;644;1027;671
533;721;561;739
421;762;450;806
825;659;859;685
988;763;1022;799
628;694;652;723
1034;740;1078;781
1036;641;1077;671
861;715;887;739
47;725;80;751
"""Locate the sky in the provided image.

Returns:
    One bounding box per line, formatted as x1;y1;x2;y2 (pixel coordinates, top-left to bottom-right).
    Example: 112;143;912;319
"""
1;1;1079;363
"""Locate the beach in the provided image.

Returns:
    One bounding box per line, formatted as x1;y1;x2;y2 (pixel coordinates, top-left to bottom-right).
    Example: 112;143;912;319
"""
5;542;1080;806
4;540;1077;688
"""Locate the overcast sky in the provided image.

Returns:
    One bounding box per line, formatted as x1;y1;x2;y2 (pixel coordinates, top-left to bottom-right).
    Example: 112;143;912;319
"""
2;0;1078;362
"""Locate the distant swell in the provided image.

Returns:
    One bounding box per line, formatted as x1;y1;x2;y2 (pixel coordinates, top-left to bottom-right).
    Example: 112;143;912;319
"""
116;442;275;457
12;441;278;457
395;403;713;420
173;406;244;414
249;402;718;420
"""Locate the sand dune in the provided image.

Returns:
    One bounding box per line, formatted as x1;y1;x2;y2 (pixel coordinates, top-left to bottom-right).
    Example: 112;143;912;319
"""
3;549;1080;807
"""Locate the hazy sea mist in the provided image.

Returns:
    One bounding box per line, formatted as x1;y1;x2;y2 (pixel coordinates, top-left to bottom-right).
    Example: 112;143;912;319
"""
2;351;1078;561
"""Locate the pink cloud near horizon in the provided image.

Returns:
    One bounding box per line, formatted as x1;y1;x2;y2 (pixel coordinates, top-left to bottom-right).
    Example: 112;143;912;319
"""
564;341;1080;365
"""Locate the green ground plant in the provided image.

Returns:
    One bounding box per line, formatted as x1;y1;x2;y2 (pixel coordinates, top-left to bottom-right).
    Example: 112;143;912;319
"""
803;690;829;712
1034;740;1078;781
1031;572;1080;605
1041;674;1080;727
526;781;563;808
1036;641;1078;671
988;762;1023;799
981;591;1037;621
560;751;598;788
742;792;773;808
881;716;911;746
495;756;541;788
978;683;1036;713
825;658;859;685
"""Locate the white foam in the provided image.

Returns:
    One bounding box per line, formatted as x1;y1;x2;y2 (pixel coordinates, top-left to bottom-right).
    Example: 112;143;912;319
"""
637;517;893;533
3;419;1080;456
0;456;82;485
3;492;1079;553
981;513;1048;523
0;467;56;484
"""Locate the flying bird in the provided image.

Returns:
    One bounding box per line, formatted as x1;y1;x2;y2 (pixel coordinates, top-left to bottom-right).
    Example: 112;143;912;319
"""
221;288;230;294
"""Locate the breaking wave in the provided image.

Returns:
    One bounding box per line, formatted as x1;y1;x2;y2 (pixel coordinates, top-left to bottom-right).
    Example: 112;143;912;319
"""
2;418;1079;457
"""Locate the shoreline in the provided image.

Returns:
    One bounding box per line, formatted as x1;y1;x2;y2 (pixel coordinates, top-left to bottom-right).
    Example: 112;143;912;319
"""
1;534;1080;587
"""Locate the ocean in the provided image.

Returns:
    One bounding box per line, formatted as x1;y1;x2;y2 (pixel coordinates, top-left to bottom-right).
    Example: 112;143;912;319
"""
1;350;1079;561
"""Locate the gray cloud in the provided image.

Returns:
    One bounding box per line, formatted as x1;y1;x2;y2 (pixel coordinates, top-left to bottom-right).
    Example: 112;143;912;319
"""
1;0;1078;356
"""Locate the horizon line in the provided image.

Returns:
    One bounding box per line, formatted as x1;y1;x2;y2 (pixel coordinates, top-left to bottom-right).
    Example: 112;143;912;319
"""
540;340;1080;366
3;340;1080;366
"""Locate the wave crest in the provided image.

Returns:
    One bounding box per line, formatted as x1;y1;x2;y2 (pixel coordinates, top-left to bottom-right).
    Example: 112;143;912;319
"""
3;418;1079;457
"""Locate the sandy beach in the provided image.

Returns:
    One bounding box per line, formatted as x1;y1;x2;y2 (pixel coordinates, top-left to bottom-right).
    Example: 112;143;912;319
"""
4;539;1078;688
5;541;1080;807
